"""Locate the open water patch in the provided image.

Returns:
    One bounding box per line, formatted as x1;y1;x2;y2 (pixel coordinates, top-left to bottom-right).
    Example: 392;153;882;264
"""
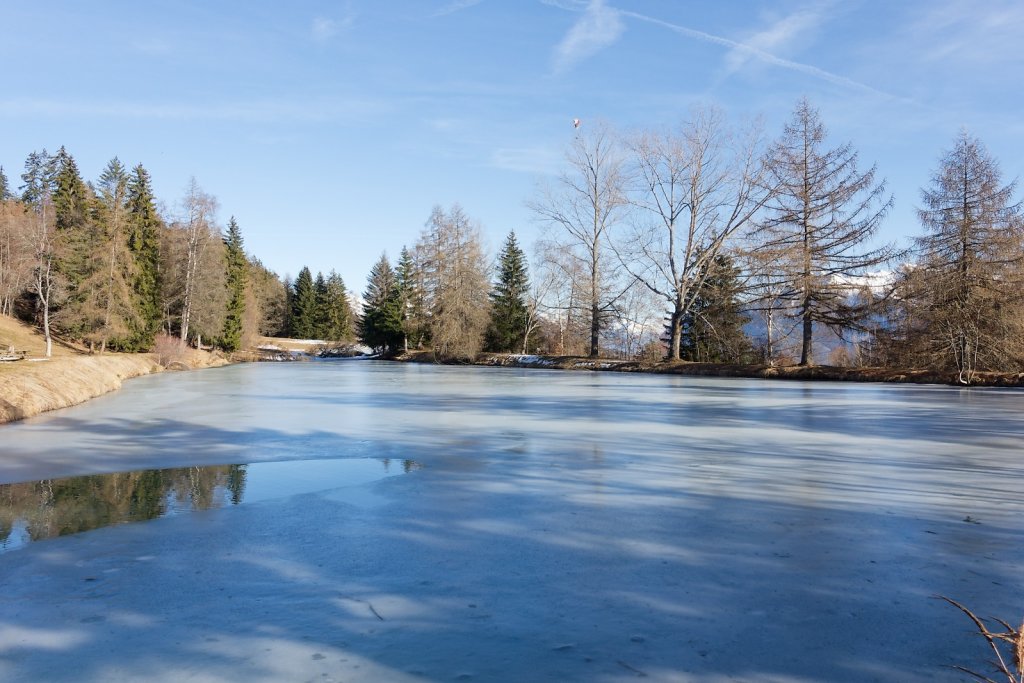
0;457;419;553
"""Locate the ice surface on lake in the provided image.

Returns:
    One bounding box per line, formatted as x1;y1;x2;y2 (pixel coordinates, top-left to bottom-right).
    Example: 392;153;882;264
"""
0;362;1022;681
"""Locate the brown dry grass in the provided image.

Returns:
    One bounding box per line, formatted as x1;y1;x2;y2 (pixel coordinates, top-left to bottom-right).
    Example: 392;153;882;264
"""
0;315;230;424
0;354;162;423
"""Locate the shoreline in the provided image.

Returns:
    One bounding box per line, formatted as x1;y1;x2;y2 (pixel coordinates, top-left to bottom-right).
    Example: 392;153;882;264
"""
395;351;1024;387
0;352;229;425
4;345;1020;428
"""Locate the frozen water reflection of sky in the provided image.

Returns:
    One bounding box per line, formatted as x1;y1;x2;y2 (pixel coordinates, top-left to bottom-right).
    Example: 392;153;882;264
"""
0;362;1022;681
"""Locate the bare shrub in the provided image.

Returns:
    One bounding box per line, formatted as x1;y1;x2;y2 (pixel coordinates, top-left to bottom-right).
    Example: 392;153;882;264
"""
154;332;189;369
940;596;1024;682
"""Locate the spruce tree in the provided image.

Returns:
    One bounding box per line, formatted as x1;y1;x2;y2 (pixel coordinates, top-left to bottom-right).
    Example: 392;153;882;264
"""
0;166;10;201
396;246;427;350
220;216;247;352
312;271;329;339
485;230;532;353
679;254;753;363
359;253;404;353
89;157;139;352
126;164;162;350
52;147;97;337
322;271;353;341
290;266;317;339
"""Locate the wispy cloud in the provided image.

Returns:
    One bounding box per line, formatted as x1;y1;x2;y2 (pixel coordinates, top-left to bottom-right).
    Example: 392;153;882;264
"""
490;146;562;175
723;5;831;76
619;7;891;99
130;38;173;55
552;0;625;75
311;13;355;43
433;0;484;18
911;0;1024;65
0;98;388;124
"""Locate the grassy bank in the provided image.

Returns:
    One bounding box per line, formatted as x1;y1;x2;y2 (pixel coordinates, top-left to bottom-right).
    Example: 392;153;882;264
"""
0;316;230;425
397;350;1024;387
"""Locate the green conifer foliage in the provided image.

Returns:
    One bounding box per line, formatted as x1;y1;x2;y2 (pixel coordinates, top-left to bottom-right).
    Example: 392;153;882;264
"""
680;254;754;363
52;147;96;336
290;266;317;339
125;164;162;350
359;253;404;353
395;246;427;350
90;157;141;352
312;271;329;338
0;166;10;201
485;231;532;353
321;271;353;341
220;216;247;351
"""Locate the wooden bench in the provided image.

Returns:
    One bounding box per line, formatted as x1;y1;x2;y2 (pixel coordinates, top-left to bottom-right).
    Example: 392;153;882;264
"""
0;347;26;362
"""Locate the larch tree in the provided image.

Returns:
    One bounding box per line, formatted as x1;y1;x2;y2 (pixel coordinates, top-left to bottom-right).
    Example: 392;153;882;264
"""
221;216;247;352
417;204;491;360
0;199;34;317
529;122;628;358
620;106;772;361
911;131;1024;381
20;150;59;356
248;257;289;337
755;99;895;366
485;230;532;353
125;164;162;350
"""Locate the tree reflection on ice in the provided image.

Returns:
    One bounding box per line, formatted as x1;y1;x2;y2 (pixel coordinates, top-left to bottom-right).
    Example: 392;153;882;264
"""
0;457;418;552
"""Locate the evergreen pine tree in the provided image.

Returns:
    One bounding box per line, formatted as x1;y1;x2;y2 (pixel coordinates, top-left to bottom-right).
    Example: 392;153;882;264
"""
359;253;404;353
52;147;97;337
395;246;427;350
0;166;10;201
485;230;532;353
322;271;353;341
126;164;162;350
312;271;329;339
679;254;753;363
220;216;247;352
89;157;140;352
290;266;317;339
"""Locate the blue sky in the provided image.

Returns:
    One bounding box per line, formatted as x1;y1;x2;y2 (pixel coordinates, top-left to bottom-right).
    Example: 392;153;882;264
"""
3;0;1023;290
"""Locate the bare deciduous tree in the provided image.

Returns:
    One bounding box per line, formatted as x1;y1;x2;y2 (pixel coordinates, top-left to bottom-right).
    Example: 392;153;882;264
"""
0;201;34;318
619;106;772;361
20;151;60;357
177;178;219;344
529;122;628;358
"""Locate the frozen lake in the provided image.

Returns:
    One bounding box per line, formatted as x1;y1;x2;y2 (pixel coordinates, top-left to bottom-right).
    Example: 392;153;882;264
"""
1;361;1022;682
